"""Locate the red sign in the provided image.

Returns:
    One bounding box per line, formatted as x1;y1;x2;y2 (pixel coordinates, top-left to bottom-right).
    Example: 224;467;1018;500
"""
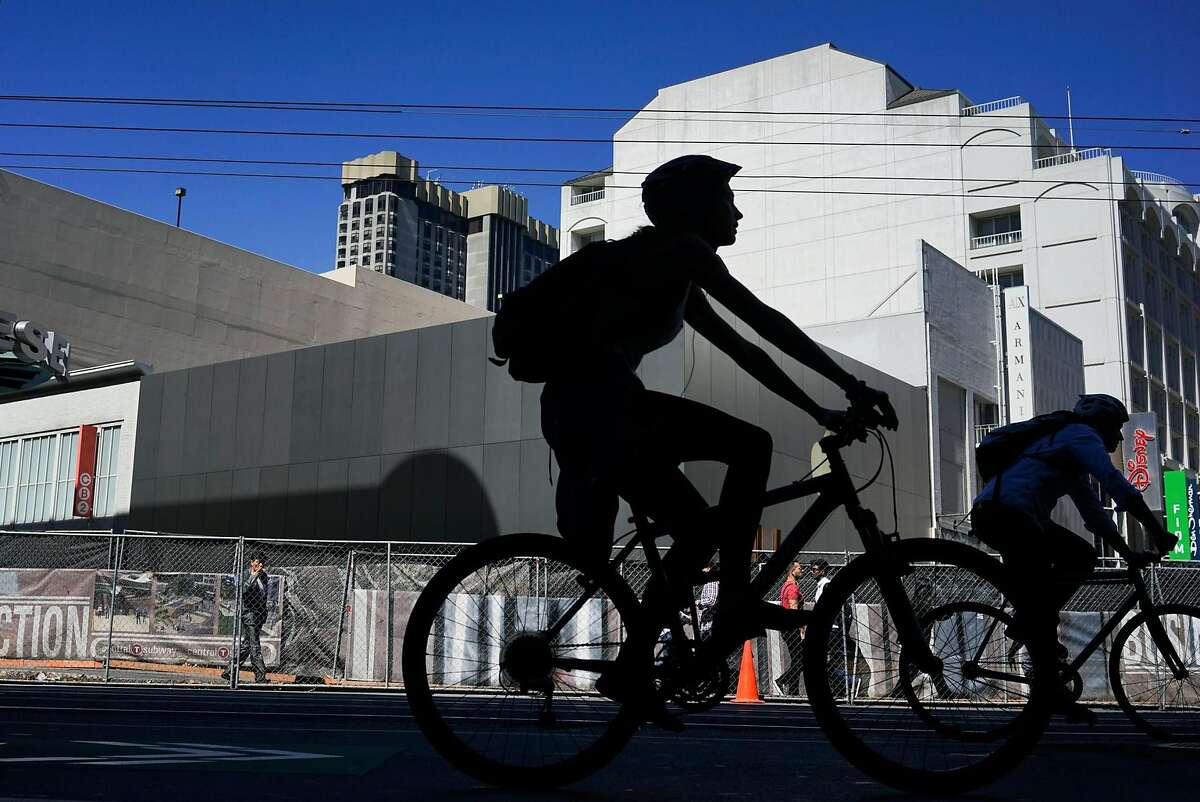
1126;427;1155;491
73;425;98;518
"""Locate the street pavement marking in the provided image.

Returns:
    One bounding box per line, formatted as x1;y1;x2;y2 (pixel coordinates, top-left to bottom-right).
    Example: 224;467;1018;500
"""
0;740;338;766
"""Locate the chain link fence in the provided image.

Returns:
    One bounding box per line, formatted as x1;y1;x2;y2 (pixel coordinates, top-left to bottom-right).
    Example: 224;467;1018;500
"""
1;530;1197;707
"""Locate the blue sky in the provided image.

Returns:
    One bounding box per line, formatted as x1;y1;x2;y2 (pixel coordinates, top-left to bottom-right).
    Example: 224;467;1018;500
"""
1;0;1195;273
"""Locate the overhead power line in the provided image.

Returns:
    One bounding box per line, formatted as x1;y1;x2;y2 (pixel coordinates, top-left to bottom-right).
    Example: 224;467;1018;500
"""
0;163;1179;203
2;151;1195;188
2;121;1198;151
2;94;1199;125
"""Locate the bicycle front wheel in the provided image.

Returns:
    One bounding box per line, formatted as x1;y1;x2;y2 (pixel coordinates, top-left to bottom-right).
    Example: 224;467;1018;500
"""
401;533;644;788
802;539;1052;793
1110;603;1200;741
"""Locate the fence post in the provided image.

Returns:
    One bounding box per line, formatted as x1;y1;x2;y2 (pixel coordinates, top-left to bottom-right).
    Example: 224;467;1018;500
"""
841;552;853;704
230;538;244;689
385;542;393;687
102;534;124;683
332;549;355;681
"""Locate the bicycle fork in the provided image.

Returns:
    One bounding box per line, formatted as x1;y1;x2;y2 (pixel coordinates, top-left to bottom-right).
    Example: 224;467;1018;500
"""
1134;568;1189;680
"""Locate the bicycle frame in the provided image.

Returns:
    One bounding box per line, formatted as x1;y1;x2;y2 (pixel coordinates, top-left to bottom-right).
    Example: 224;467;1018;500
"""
548;431;941;673
967;564;1188;686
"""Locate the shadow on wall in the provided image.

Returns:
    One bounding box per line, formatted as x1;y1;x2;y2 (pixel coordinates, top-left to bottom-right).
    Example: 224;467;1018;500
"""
125;450;505;544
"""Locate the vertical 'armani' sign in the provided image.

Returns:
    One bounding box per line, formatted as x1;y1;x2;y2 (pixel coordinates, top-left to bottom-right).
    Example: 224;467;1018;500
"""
1002;286;1034;422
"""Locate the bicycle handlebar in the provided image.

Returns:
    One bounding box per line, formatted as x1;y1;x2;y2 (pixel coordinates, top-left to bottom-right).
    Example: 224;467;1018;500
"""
821;398;888;451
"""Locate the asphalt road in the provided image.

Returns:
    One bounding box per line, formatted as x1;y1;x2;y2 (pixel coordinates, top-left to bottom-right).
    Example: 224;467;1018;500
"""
0;685;1193;801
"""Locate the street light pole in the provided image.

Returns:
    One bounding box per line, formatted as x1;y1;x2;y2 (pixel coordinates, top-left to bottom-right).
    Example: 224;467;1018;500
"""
175;187;187;227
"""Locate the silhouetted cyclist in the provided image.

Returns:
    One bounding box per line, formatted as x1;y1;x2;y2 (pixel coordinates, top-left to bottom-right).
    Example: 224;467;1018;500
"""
539;155;898;720
971;394;1176;718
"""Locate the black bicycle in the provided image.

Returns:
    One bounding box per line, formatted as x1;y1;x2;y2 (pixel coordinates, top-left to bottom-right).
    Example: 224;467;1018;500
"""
402;405;1054;792
901;555;1199;742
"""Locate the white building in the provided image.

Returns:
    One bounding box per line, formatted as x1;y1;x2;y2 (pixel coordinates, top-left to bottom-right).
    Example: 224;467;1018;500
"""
560;43;1126;535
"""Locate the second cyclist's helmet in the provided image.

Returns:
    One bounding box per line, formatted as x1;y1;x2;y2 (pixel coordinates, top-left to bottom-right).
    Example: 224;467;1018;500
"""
1073;393;1129;430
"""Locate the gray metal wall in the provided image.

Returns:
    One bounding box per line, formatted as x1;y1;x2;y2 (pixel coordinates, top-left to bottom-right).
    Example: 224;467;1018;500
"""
130;314;932;549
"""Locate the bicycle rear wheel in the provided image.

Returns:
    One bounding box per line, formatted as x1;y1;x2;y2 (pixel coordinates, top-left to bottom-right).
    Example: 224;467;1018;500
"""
1110;603;1200;741
899;601;1035;742
802;539;1052;793
402;533;643;788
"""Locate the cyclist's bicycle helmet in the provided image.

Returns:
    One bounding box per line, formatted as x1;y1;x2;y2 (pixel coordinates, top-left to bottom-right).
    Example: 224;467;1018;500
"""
1073;393;1129;429
641;154;741;220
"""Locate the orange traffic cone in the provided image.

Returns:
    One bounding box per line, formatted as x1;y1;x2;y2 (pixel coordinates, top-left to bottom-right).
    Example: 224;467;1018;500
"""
732;640;764;704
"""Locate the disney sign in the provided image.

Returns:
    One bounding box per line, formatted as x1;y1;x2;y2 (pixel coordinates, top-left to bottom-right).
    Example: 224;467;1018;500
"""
1122;412;1163;512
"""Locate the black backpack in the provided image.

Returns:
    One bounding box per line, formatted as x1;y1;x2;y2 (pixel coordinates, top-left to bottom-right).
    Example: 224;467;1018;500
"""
488;240;610;383
975;410;1082;482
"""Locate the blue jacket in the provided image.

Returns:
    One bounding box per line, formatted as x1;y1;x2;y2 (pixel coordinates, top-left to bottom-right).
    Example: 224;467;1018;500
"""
973;423;1143;536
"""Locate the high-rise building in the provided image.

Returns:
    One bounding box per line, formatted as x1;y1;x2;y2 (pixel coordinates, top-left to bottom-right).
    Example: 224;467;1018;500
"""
337;153;559;309
560;43;1200;540
462;185;560;312
337;151;470;300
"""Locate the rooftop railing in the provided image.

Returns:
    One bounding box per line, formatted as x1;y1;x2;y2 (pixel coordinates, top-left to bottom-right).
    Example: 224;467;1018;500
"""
1034;147;1109;169
570;188;606;206
1131;171;1190;194
961;96;1026;117
970;230;1022;250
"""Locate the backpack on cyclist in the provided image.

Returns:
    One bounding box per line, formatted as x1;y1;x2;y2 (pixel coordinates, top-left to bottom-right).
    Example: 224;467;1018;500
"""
488;240;610;383
975;410;1082;483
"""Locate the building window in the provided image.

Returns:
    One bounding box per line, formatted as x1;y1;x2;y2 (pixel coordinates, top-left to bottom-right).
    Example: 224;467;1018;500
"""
351;221;359;232
1189;412;1199;469
970;210;1022;249
1130;370;1149;412
352;202;360;216
1185;354;1197;403
0;428;92;526
336;260;345;269
1167;342;1181;393
1171;399;1185;460
363;254;371;265
338;223;347;233
337;248;346;258
339;205;348;220
1152;386;1168;446
1128;314;1144;367
338;236;346;246
364;199;374;214
94;426;120;519
1148;326;1163;379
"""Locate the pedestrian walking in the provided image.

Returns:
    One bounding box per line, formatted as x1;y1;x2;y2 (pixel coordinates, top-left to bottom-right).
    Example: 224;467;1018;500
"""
774;562;805;695
223;551;270;684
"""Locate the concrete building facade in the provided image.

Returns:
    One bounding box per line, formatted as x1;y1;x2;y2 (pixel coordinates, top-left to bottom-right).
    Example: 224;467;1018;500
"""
462;185;559;312
337;151;471;298
336;153;559;310
560;43;1193;535
0;168;490;374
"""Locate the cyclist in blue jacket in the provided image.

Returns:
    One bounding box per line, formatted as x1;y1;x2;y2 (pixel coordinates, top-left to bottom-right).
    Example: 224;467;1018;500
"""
971;394;1176;713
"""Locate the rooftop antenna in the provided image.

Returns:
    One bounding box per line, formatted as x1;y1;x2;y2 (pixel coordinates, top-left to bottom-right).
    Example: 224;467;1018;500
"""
1067;85;1076;151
